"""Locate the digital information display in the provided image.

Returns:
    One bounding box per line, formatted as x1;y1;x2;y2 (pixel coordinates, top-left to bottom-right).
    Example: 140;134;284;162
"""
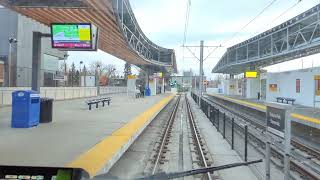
51;23;92;49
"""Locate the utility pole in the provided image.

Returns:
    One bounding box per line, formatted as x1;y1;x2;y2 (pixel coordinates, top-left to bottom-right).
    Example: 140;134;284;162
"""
79;61;83;87
8;37;18;87
199;40;204;106
182;41;222;107
96;64;100;96
8;43;12;87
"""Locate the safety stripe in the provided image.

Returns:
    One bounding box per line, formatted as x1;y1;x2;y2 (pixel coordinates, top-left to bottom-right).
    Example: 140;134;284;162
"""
208;93;320;125
210;93;266;111
291;113;320;124
66;94;175;177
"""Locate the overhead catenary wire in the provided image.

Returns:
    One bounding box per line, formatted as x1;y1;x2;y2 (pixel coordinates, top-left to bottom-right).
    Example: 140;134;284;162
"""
183;0;191;47
250;0;303;38
182;0;192;72
221;0;278;46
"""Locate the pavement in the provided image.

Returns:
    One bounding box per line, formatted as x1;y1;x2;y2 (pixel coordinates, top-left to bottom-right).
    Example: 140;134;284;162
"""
188;94;260;180
0;93;174;177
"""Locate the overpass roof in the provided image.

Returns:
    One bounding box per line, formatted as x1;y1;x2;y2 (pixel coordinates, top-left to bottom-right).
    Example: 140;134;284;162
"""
0;0;177;73
212;4;320;74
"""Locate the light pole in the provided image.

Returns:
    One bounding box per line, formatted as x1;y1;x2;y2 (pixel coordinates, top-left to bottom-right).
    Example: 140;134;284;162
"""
79;61;83;87
96;64;100;96
8;37;17;87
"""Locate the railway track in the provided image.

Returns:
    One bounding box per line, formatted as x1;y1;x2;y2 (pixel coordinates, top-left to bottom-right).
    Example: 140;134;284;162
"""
151;94;181;175
200;94;320;180
186;95;213;180
147;94;214;179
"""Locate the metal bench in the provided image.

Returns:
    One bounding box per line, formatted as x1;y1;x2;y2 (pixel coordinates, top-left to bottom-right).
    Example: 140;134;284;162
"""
284;98;295;105
276;97;285;103
101;97;111;107
86;99;100;110
85;97;112;110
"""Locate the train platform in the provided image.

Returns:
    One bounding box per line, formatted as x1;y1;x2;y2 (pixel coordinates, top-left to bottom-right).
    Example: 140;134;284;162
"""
0;93;175;178
188;94;259;180
206;93;320;129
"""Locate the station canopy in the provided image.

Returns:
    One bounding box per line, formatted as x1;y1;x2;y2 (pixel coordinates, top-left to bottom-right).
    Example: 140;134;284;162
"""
212;4;320;75
0;0;177;73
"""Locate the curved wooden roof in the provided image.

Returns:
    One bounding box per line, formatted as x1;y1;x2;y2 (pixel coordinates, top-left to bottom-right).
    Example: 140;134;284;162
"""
0;0;174;68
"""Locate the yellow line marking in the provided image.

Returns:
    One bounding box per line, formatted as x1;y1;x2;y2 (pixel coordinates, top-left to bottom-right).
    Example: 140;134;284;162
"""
208;93;320;125
66;94;175;177
210;93;266;111
291;113;320;124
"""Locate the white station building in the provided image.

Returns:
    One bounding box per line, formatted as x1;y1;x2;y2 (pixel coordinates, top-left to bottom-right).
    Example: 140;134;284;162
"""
219;67;320;108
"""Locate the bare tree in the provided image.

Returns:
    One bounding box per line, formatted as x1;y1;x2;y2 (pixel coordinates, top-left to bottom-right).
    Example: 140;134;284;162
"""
88;60;103;74
103;64;117;78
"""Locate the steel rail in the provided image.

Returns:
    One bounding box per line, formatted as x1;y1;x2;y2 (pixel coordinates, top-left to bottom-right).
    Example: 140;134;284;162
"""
152;94;181;175
186;95;212;180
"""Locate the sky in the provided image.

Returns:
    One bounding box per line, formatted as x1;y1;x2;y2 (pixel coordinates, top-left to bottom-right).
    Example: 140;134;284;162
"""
68;0;320;79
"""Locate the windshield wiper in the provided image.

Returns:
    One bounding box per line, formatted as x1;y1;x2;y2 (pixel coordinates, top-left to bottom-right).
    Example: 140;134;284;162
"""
136;159;263;180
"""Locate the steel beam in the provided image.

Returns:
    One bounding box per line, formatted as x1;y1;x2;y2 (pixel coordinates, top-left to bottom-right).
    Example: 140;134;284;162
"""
213;4;320;74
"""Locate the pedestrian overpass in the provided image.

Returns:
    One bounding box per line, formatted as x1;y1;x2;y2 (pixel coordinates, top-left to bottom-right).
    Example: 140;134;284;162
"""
212;4;320;74
0;0;176;73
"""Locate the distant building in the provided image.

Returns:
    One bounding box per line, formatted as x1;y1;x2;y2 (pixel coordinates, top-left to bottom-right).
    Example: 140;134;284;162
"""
81;75;96;87
170;73;206;91
183;70;193;77
0;8;67;87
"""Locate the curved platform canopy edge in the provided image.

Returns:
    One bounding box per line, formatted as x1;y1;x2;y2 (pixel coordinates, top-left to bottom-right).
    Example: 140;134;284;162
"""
212;4;320;75
0;0;177;73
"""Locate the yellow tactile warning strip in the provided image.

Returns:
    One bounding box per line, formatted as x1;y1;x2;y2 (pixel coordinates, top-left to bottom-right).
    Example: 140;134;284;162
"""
291;113;320;124
211;93;267;111
208;93;320;125
66;94;175;177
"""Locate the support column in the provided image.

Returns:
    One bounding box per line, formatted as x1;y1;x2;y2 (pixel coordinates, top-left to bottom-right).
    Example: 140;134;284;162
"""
31;32;42;92
162;77;165;93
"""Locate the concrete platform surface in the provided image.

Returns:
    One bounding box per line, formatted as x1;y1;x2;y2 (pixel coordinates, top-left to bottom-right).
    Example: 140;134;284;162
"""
188;94;259;180
0;93;174;177
207;93;320;129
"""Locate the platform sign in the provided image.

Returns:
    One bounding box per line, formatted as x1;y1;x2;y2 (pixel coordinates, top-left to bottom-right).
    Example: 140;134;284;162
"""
51;23;95;50
244;71;257;78
127;75;136;79
265;103;292;180
53;74;66;81
266;106;285;138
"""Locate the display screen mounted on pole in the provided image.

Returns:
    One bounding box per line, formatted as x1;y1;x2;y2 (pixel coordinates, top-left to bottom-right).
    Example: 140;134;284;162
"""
266;106;286;138
51;23;98;51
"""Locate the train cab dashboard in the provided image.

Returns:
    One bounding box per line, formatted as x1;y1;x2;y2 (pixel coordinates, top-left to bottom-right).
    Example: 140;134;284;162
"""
0;166;87;180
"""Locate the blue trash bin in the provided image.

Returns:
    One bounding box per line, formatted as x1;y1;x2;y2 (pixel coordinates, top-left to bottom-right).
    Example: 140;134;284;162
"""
145;87;151;96
11;90;40;128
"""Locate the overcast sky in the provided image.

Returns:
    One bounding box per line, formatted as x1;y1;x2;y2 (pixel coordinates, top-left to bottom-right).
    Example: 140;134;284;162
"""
68;0;320;79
